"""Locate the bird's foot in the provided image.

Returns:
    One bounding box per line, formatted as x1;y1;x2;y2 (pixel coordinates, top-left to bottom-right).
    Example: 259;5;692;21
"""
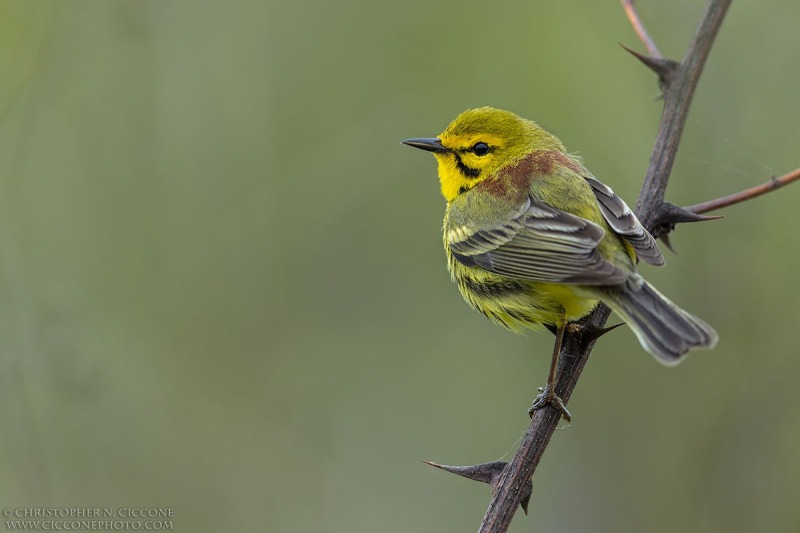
528;385;572;422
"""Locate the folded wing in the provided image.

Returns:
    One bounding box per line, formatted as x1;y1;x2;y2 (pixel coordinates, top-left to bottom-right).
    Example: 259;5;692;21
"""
448;198;629;285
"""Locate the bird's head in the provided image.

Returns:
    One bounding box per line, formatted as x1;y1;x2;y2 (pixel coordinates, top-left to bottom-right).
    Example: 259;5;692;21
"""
403;107;565;202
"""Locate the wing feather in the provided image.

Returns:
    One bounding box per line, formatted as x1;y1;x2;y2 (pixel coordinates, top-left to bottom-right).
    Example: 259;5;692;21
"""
449;198;628;285
585;176;664;266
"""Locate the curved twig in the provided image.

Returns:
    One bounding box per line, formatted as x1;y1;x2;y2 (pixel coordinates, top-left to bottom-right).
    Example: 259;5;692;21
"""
685;168;800;214
620;0;662;57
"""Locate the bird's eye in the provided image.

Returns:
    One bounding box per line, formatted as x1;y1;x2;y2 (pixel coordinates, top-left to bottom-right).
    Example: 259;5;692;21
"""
472;142;490;156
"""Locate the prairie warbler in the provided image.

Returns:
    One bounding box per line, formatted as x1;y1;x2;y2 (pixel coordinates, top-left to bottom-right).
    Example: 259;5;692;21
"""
403;107;717;420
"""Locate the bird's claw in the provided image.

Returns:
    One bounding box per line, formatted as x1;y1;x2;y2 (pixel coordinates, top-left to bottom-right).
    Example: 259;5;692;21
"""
528;385;572;422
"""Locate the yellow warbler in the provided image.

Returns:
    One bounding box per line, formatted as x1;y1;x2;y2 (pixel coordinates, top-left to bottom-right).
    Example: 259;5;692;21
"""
403;107;717;419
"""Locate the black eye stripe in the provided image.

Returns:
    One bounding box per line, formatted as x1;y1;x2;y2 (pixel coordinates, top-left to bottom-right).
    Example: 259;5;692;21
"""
454;154;480;178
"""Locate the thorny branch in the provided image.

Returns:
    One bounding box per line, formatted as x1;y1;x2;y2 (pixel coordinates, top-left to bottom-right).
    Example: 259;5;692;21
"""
419;1;800;532
428;1;799;531
476;4;733;532
633;0;732;224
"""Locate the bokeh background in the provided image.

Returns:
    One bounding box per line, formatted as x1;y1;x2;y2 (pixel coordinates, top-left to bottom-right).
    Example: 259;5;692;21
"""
0;1;798;531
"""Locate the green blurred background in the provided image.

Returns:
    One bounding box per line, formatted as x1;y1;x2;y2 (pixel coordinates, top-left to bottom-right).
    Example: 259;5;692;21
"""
0;1;798;531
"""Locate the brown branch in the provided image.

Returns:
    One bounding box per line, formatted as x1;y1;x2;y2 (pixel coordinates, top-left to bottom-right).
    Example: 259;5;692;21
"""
471;2;733;532
635;0;732;225
685;167;800;214
476;317;610;531
620;0;662;58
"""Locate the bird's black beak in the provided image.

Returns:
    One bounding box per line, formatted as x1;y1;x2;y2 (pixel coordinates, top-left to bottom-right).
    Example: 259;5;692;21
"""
402;137;450;153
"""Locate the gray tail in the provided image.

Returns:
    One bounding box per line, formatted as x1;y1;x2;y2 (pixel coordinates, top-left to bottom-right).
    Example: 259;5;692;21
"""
601;278;718;365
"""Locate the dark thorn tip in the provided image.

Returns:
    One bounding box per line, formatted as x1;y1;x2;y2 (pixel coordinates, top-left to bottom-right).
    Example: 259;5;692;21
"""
656;202;723;224
650;202;723;241
619;43;678;85
660;233;676;253
582;322;625;346
422;460;507;485
520;492;531;515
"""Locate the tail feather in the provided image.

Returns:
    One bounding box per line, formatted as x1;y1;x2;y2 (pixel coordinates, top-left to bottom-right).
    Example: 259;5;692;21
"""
601;278;718;365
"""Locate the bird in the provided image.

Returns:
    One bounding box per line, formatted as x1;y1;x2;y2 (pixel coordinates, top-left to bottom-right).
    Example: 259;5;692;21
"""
403;107;718;420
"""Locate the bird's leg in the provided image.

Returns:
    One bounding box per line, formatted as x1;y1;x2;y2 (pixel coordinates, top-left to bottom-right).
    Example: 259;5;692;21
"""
528;324;572;422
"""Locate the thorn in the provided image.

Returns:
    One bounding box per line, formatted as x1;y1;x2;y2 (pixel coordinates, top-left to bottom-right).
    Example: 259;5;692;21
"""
650;202;723;240
520;492;530;515
660;232;676;253
423;460;532;513
581;322;625;350
422;460;503;484
620;44;679;89
656;202;724;224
